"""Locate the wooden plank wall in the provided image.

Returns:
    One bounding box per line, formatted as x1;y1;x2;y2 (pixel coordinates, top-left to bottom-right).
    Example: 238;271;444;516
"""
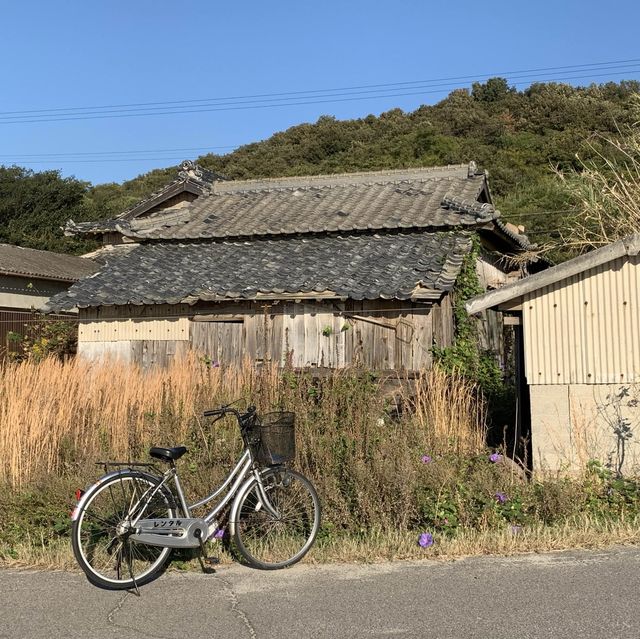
191;321;245;365
186;297;454;371
78;340;190;367
78;296;458;371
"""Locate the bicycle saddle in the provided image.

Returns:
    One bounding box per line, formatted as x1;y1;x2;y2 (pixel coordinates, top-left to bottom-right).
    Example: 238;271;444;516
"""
149;446;188;462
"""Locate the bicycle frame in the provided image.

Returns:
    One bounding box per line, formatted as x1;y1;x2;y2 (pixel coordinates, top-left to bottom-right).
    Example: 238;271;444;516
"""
188;449;253;524
74;447;282;550
155;448;280;521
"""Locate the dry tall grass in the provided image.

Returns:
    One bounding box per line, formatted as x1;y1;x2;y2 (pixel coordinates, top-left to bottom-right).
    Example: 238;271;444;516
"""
0;354;263;487
410;367;486;455
3;357;639;569
0;357;485;523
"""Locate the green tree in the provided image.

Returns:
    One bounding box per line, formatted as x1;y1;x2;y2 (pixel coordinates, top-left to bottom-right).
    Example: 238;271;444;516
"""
0;166;97;254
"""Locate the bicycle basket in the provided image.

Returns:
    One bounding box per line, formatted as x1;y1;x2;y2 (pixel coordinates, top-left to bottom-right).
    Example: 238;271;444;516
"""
252;412;296;466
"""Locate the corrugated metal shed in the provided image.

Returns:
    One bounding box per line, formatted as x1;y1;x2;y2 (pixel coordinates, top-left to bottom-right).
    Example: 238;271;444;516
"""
523;254;640;384
466;234;640;385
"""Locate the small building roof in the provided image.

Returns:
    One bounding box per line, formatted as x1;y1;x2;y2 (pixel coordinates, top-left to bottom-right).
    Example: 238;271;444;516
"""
46;230;471;310
465;233;640;315
0;243;99;283
120;173;489;241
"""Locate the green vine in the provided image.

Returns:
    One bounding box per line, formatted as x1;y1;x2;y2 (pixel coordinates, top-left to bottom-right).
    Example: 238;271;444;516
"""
433;235;503;397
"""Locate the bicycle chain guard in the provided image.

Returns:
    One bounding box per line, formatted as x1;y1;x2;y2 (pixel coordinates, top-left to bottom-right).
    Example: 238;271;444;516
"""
130;518;210;549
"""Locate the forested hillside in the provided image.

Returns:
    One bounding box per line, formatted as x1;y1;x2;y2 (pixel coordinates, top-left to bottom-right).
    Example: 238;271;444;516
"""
2;78;638;255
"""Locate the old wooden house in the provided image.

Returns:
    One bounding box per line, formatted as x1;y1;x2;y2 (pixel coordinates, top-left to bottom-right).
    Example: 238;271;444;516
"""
48;161;532;370
466;235;640;473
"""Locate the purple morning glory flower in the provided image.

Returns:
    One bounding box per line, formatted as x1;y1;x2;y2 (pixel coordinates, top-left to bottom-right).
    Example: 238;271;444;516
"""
418;532;434;548
421;454;432;464
489;453;502;463
213;528;225;540
495;492;507;504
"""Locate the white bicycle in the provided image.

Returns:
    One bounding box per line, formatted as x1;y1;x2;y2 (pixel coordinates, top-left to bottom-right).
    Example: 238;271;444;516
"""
71;405;321;590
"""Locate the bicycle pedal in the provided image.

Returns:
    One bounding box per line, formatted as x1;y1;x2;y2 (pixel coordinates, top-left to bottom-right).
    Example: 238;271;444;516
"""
205;556;220;565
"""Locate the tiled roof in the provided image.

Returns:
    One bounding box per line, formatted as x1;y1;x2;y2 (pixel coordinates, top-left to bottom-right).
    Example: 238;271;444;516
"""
0;244;99;282
66;164;490;242
46;231;471;310
65;218;122;235
125;176;487;241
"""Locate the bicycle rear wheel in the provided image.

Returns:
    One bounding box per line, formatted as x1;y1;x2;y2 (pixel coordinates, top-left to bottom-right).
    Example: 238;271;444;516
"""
232;468;321;570
71;470;174;590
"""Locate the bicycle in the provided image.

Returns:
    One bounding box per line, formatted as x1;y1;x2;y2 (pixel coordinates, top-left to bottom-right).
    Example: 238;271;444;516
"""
71;405;321;590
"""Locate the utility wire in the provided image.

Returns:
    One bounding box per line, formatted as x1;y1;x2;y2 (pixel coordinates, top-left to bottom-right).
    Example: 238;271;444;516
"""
3;69;639;124
9;156;212;164
1;65;639;125
0;145;238;159
1;57;638;118
4;63;639;121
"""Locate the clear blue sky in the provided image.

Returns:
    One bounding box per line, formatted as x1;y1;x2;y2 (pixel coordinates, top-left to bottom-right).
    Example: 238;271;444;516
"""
1;0;639;185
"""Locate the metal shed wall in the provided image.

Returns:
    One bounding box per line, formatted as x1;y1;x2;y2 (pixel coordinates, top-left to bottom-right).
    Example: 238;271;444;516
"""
523;253;640;385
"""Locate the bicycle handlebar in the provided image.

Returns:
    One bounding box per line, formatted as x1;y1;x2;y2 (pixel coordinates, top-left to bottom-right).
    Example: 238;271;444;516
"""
203;405;256;419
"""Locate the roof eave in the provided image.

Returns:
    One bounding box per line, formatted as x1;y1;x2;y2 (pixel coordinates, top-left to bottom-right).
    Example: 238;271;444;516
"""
117;181;203;222
466;233;640;315
0;268;87;283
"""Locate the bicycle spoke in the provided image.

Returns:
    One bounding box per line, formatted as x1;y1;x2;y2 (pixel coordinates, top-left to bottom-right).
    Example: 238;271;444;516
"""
234;469;320;569
72;473;172;589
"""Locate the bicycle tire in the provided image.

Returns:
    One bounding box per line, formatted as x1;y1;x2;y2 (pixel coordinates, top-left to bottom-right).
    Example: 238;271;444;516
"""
232;467;321;570
71;470;175;590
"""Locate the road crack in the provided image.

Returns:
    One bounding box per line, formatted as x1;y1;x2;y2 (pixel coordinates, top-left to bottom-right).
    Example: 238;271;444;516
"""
106;590;170;639
106;592;130;626
213;573;258;639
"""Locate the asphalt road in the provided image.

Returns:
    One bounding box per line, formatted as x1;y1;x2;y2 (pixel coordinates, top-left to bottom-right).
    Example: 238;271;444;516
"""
1;547;640;639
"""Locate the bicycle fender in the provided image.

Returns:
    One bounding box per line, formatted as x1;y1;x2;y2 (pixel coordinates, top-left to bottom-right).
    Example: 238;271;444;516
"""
70;468;164;521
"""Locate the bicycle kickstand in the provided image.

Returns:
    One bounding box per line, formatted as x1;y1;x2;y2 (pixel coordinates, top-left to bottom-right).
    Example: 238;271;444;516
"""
194;529;218;574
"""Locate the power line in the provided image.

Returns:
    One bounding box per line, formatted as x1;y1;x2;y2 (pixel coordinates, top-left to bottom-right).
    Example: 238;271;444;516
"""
5;63;639;121
0;145;238;159
4;69;639;124
1;57;638;118
6;156;212;164
0;63;638;125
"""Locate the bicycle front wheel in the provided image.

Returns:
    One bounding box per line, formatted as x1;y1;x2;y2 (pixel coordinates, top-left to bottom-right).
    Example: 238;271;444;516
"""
71;470;174;590
232;467;321;570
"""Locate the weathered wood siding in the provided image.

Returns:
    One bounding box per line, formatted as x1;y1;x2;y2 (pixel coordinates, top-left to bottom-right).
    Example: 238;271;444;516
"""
79;340;190;366
191;320;245;365
187;299;451;370
77;296;457;371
